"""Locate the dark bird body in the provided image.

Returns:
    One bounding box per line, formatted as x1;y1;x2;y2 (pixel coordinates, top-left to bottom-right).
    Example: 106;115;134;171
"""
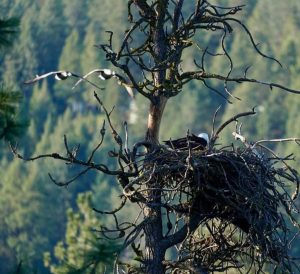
164;134;208;150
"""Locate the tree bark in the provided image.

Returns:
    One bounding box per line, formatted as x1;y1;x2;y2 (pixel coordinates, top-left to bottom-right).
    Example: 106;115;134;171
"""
145;0;169;144
146;96;168;144
142;1;169;273
144;203;166;274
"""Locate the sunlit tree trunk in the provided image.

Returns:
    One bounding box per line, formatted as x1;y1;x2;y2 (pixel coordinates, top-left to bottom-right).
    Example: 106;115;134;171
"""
143;2;169;272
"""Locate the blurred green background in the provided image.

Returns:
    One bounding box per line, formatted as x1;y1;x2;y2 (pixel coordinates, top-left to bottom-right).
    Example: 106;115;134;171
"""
0;0;299;273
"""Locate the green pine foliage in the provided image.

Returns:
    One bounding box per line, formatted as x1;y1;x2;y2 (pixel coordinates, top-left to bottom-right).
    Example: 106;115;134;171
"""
0;17;19;50
54;29;84;104
0;1;300;273
62;0;89;36
0;84;28;141
0;16;28;143
44;192;121;274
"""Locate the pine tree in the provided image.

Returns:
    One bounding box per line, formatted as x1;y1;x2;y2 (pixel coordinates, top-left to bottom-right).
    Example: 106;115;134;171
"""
0;17;19;49
0;84;27;140
0;17;28;142
44;192;121;274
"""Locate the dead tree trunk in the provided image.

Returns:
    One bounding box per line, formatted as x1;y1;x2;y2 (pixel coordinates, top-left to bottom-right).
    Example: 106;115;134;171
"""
143;192;166;274
146;96;168;144
142;1;170;273
144;103;167;272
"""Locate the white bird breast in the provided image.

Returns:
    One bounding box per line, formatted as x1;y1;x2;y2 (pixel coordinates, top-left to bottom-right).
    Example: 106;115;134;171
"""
98;69;116;80
55;71;69;80
102;69;114;75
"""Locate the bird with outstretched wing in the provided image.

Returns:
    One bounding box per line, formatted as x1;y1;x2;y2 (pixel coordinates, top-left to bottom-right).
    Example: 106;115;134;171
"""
24;70;104;90
72;68;134;98
24;71;76;84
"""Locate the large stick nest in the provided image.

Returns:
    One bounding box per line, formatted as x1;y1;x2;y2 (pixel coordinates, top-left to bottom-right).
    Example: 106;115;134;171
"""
133;144;300;272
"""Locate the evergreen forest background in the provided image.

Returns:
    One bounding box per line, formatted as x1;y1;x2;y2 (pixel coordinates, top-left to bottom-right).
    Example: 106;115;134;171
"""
0;0;300;273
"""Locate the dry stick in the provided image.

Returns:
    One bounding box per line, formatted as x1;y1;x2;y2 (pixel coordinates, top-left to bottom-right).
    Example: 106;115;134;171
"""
88;120;106;164
117;17;145;59
10;142;120;174
210;105;222;143
210;110;256;146
93;92;125;153
227;17;282;67
48;167;92;187
220;28;240;101
257;143;300;201
93;196;127;215
252;138;300;148
206;73;300;95
179;70;300;95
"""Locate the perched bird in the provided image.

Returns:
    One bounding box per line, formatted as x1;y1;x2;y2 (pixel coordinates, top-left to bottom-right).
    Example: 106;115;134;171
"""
197;133;209;145
24;71;75;84
164;132;209;150
72;68;134;98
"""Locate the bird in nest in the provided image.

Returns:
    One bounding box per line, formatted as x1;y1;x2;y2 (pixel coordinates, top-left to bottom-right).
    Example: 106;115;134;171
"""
164;133;209;150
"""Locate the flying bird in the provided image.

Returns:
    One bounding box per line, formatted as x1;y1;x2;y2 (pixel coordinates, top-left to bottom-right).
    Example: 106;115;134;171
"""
72;68;134;98
98;68;115;80
55;71;73;81
24;71;76;84
164;133;209;150
24;70;104;90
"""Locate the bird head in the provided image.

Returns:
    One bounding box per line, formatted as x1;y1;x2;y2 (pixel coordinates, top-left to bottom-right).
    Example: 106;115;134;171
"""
198;133;209;144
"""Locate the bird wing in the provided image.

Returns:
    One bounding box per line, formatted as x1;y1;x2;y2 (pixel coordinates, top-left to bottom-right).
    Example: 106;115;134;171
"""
123;84;134;98
115;73;134;98
24;71;74;84
164;137;190;149
72;69;105;89
72;69;134;97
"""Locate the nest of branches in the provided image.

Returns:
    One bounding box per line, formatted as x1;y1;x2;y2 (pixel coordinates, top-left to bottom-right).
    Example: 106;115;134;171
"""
130;143;300;272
